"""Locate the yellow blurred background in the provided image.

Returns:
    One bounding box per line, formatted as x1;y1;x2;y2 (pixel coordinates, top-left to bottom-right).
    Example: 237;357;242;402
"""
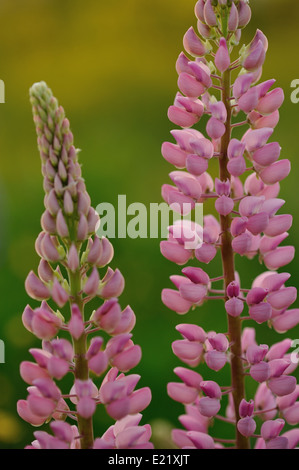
0;0;299;448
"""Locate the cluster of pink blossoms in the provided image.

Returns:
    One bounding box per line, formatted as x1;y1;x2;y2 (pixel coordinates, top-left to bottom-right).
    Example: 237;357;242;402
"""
161;0;299;449
17;82;153;449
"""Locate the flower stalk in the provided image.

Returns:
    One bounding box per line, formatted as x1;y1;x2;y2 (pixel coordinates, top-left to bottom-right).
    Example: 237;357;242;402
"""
220;66;249;448
68;268;93;449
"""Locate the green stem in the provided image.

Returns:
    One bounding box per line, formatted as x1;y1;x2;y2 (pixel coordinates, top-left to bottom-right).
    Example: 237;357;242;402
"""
219;68;249;449
221;7;228;38
68;268;94;449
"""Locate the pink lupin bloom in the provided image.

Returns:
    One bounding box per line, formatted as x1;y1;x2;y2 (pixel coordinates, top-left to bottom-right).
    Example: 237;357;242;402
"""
99;369;151;420
25;271;50;301
203;0;217;27
252;142;281;168
83;267;100;296
261;419;288;449
171;323;206;367
268;376;296;397
98;268;125;299
207;333;229;352
250;362;270;383
254;382;277;421
172;407;214;448
187;431;215;449
205;349;227;372
183;26;210;57
27;427;78;449
233;74;253;100
91;298;122;332
263;246;295;271
17;400;51;427
206;116;226;139
239;399;254;418
161;0;298;449
277;386;299;426
168;93;204;128
105;334;142;372
215;195;234;216
241;39;266;72
227;280;240;298
75;380;97;419
197;380;222;418
38;259;54;283
47;355;69;380
168;367;203;406
177;73;204;100
68;304;85;340
176;415;208;443
18;82;152;449
162;140;187;169
167;382;199;405
238;86;259;113
86;337;107;375
162;288;193;314
51;279;69;308
228;2;238;32
27;390;57;420
215;38;230;72
256;88;284;115
94;414;153;449
30;307;63;341
237;417;256;437
96;237;114;267
225;296;244;317
198;396;221;417
18;377;62;427
20;361;50;385
27;421;79;449
272;309;299;334
237;1;251;28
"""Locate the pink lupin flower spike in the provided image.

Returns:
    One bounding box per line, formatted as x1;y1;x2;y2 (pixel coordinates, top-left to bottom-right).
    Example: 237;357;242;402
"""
161;0;297;449
18;82;152;449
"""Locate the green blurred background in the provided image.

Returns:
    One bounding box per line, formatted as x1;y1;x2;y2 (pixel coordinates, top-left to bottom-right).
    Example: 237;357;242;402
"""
0;0;299;448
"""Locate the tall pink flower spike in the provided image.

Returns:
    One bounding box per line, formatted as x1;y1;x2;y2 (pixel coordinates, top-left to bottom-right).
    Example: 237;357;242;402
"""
18;82;153;449
161;0;299;449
